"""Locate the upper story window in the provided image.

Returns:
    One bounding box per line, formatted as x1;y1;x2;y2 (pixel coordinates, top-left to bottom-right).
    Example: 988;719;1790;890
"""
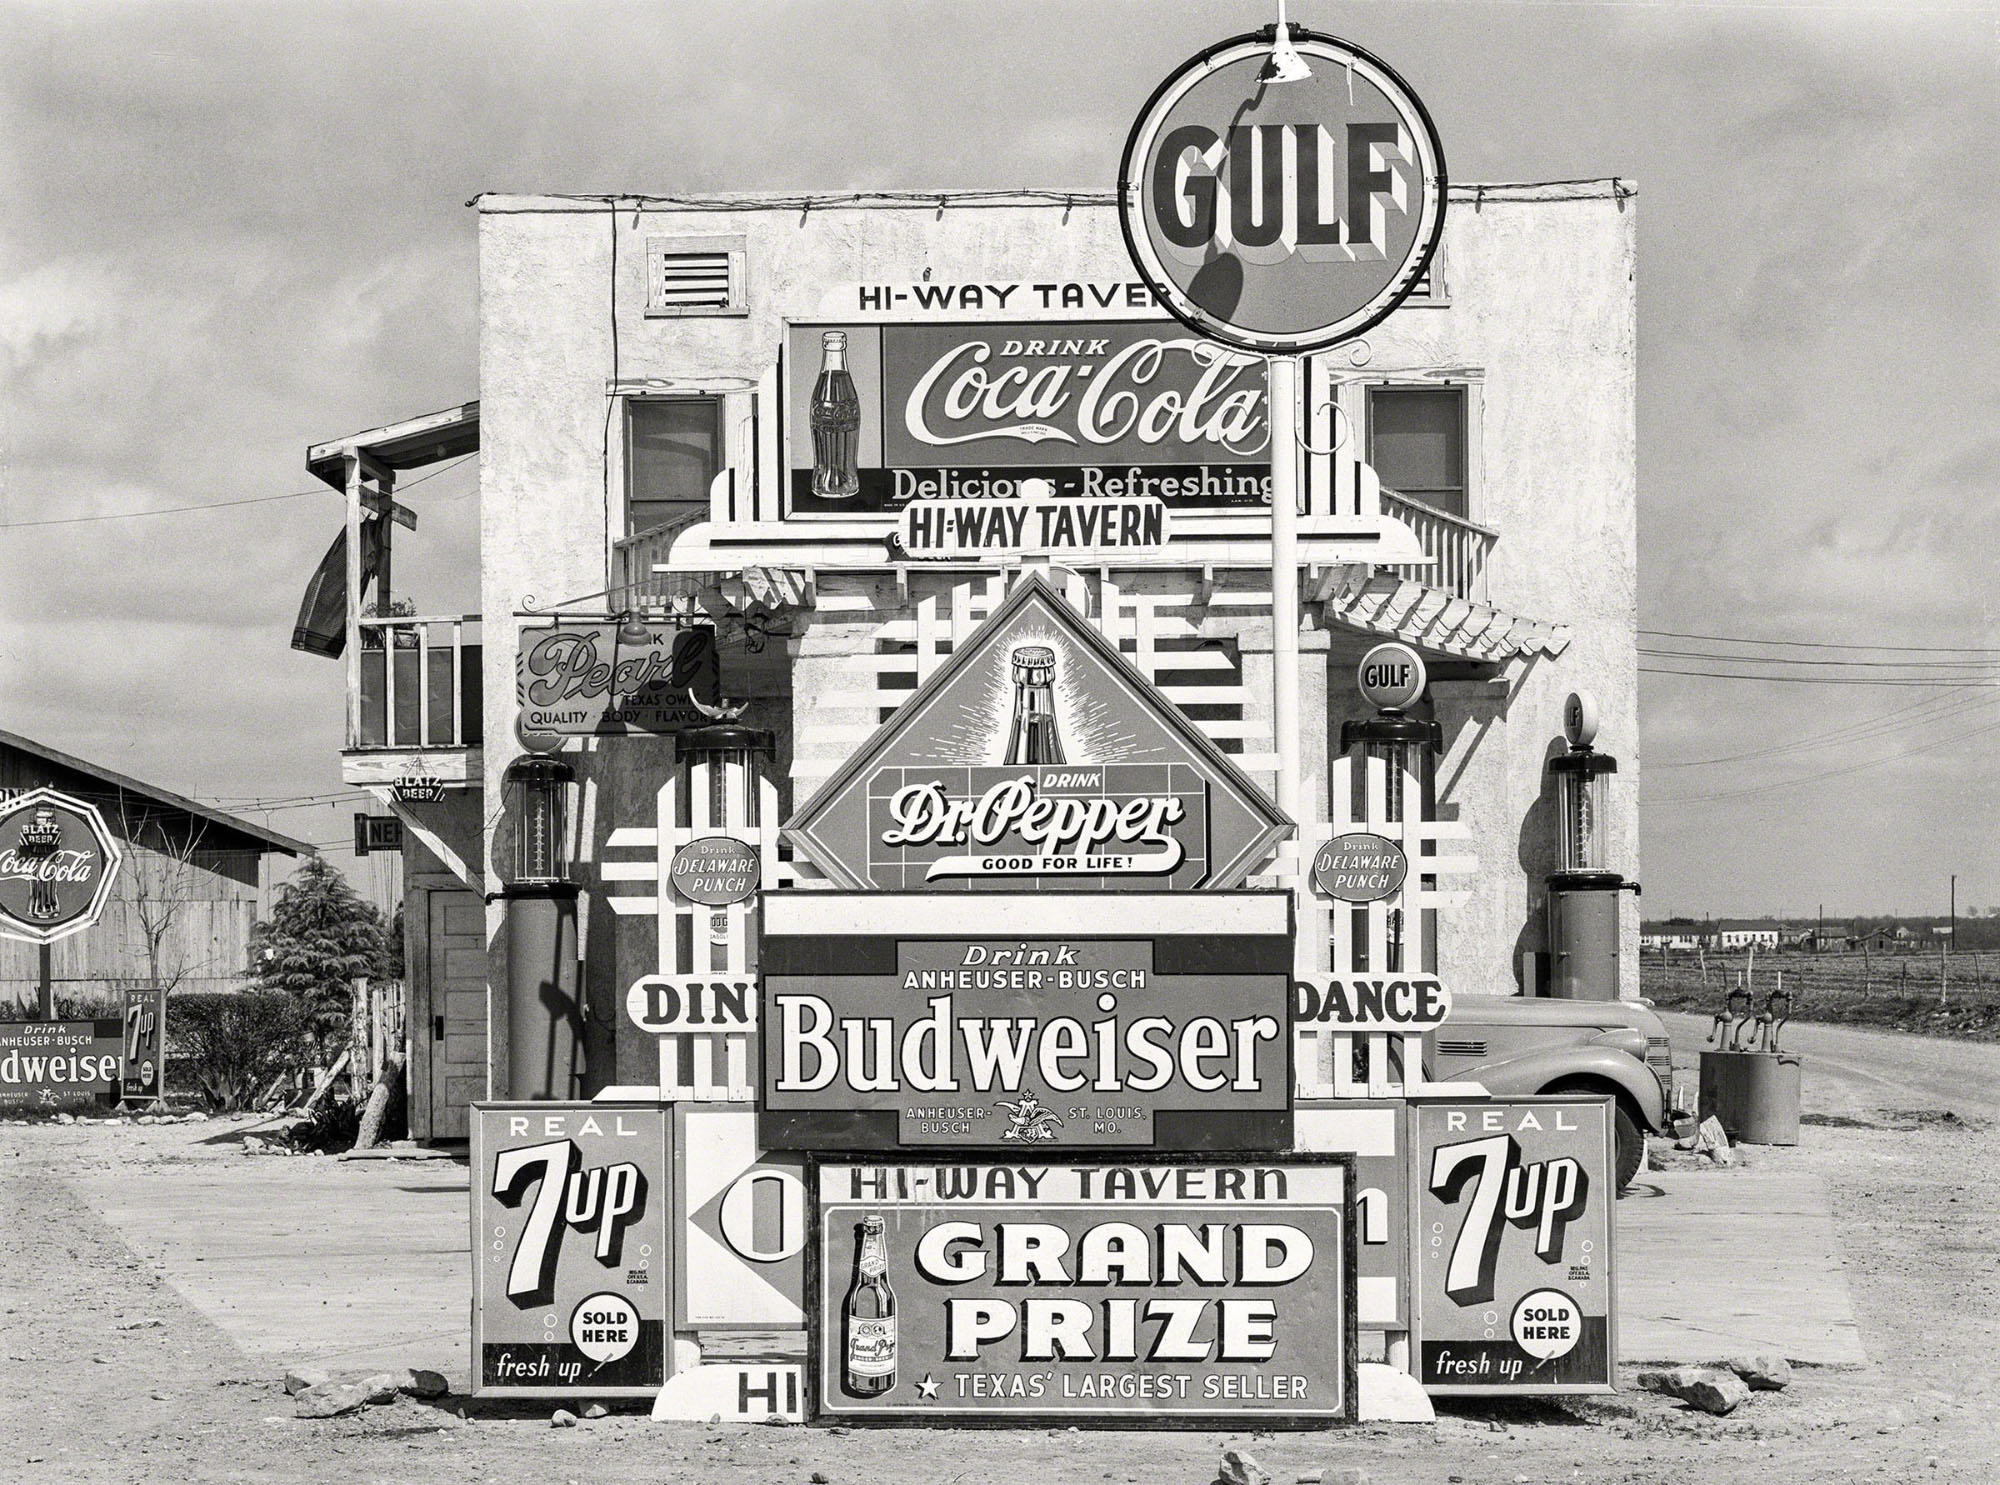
627;397;722;537
1367;385;1467;520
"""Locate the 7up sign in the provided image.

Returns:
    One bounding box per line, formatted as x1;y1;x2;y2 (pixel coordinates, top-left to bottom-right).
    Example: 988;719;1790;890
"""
1119;28;1447;354
471;1104;670;1397
1414;1099;1615;1395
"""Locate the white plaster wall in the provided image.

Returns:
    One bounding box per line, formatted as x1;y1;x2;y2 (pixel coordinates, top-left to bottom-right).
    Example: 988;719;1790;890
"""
476;186;1640;1076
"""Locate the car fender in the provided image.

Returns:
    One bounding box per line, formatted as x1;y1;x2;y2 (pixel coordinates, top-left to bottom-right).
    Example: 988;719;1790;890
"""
1450;1046;1666;1131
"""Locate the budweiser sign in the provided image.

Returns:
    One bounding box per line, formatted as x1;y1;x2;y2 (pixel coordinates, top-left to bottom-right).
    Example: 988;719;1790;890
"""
787;320;1272;516
759;891;1294;1153
0;788;122;946
783;574;1291;893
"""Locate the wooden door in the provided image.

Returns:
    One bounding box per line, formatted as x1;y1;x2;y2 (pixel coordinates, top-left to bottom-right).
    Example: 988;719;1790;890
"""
427;890;487;1140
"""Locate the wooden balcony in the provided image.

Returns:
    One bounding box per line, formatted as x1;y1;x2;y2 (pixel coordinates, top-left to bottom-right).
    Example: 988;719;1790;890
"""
344;614;482;787
1379;488;1497;601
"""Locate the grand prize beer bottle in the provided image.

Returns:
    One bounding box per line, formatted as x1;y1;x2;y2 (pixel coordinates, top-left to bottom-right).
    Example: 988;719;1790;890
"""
810;330;862;499
1003;645;1067;765
841;1214;897;1396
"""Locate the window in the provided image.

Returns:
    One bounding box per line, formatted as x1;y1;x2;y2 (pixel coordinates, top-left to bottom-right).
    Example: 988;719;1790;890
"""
626;398;722;537
644;235;747;316
1367;385;1467;519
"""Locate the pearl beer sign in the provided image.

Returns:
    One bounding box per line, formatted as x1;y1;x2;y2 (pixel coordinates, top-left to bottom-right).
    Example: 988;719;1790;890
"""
515;621;721;736
0;787;121;945
783;573;1291;893
1119;28;1447;354
812;1157;1356;1424
758;891;1293;1154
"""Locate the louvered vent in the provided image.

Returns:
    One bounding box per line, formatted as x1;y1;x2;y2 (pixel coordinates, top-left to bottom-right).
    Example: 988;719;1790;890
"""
646;236;746;316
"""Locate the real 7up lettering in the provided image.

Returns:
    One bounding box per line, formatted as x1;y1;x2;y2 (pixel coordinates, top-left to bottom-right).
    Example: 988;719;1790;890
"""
491;1139;647;1302
1428;1135;1589;1306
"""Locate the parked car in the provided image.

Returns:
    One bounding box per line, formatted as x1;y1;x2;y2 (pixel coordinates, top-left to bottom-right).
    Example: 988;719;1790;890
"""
1426;995;1679;1192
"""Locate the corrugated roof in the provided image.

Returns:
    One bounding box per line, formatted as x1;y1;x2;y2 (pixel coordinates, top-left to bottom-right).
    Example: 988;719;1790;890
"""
1316;571;1570;663
0;730;311;856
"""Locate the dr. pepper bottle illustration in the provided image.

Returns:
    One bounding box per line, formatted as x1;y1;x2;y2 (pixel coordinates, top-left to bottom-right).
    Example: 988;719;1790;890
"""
810;330;862;499
841;1214;897;1396
1004;645;1067;765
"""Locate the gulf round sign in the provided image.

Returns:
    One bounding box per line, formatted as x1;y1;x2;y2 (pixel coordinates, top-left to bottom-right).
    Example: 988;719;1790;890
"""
1119;28;1447;354
1357;642;1427;711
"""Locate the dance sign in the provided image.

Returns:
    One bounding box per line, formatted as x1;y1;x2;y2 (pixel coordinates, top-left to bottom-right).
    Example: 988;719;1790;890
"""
759;891;1293;1153
783;574;1291;893
471;1104;671;1397
812;1158;1355;1424
1414;1097;1615;1394
0;788;122;945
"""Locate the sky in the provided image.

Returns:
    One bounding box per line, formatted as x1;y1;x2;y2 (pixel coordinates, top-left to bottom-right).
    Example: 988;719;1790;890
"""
1;0;1994;919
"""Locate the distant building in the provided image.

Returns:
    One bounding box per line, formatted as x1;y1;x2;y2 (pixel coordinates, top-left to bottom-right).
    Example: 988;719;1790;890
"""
1715;920;1780;951
0;730;310;1009
1639;918;1707;952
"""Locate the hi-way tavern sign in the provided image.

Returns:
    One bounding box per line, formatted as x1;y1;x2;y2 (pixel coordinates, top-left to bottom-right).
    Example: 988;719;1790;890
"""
1118;28;1448;354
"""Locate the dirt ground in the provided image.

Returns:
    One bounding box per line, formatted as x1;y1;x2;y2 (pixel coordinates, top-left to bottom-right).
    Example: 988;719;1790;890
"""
3;1027;1998;1484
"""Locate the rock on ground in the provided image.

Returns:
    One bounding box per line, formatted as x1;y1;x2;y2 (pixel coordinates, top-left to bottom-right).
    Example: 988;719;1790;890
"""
550;1407;577;1427
283;1366;330;1396
292;1373;399;1419
1218;1447;1271;1485
582;1401;608;1419
1637;1365;1752;1415
395;1367;449;1399
1722;1353;1792;1390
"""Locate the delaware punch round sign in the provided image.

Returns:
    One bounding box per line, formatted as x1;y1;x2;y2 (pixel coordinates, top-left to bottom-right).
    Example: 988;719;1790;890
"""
1118;28;1447;354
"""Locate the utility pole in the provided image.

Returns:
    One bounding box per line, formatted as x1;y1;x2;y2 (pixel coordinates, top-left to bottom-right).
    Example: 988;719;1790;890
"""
1943;874;1956;1008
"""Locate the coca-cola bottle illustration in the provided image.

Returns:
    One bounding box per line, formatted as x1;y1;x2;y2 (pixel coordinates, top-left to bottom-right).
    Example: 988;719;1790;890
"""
20;807;61;922
1004;646;1067;766
841;1214;897;1397
810;331;862;499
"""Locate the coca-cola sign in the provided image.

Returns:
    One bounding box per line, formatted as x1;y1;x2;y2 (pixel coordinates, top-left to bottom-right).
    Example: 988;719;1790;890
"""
786;320;1272;516
782;574;1291;893
0;788;121;946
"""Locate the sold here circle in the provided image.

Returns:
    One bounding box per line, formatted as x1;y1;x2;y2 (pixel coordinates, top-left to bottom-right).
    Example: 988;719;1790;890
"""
570;1292;640;1365
1511;1288;1583;1361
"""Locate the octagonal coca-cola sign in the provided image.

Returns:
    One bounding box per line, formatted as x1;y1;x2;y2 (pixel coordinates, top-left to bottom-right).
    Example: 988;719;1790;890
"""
0;788;123;945
783;573;1292;892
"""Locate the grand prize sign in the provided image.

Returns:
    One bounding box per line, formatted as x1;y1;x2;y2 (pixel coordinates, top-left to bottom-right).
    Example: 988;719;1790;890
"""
813;1157;1355;1424
1119;28;1448;355
0;788;122;945
760;891;1293;1153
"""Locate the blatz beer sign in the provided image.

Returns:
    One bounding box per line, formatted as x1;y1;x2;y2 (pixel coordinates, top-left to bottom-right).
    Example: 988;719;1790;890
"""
759;891;1293;1153
784;574;1291;892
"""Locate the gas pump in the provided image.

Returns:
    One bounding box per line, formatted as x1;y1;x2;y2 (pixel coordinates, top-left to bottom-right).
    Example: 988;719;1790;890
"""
499;725;585;1098
1544;691;1639;999
1339;642;1442;973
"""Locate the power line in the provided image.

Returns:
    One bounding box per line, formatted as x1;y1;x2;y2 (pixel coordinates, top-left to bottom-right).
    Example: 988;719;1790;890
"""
1641;647;2000;670
1649;689;1999;770
1641;667;2000;686
1;451;475;530
1644;715;2000;806
1641;628;2000;655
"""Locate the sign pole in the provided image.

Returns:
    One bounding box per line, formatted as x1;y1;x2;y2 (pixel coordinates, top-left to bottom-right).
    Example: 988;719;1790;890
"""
1269;354;1304;896
37;944;53;1022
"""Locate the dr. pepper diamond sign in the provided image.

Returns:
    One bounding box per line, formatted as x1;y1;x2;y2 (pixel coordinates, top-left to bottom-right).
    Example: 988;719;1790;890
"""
782;574;1292;892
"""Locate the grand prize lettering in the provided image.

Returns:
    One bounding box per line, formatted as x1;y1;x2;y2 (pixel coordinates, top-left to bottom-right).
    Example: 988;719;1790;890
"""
814;1159;1353;1422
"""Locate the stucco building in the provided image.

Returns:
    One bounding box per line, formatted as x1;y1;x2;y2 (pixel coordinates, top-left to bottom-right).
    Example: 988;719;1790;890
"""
316;181;1639;1137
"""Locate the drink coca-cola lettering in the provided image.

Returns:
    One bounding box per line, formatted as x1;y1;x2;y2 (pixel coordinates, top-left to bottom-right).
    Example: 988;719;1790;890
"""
902;334;1266;456
0;848;95;885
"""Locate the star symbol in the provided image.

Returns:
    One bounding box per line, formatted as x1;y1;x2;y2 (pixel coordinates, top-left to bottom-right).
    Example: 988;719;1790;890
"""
917;1374;940;1400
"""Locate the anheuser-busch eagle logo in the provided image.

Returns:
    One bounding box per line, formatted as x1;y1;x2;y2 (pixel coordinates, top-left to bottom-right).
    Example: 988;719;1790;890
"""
782;574;1291;894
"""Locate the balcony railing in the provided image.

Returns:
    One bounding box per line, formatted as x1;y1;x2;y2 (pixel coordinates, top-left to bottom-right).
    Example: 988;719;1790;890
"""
611;514;708;612
1380;489;1497;601
355;615;482;749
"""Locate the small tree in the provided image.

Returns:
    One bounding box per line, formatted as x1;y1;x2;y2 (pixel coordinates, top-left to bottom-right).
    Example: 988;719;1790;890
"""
247;855;385;1060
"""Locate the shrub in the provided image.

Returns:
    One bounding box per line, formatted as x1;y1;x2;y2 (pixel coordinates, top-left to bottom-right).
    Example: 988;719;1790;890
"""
171;991;315;1111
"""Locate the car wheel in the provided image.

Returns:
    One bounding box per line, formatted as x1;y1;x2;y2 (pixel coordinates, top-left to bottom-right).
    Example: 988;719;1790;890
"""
1611;1101;1644;1194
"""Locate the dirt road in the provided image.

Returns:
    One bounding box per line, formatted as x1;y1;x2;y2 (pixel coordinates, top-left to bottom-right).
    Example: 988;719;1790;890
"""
2;1015;1997;1484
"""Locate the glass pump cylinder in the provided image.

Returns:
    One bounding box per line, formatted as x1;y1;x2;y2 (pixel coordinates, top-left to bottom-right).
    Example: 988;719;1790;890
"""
1548;750;1617;876
505;754;574;884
